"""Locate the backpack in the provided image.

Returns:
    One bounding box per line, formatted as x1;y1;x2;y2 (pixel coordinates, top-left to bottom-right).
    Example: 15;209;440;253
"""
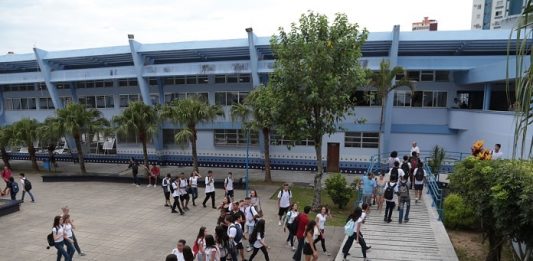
193;239;199;256
401;162;410;176
24;179;32;191
384;182;396;200
46;232;55;247
169;180;176;193
231;224;243;243
11;182;19;194
344;219;355;236
390;168;399;182
399;181;409;198
415;168;425;181
248;231;257;246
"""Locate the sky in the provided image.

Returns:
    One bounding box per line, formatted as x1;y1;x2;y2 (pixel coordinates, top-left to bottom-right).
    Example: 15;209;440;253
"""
0;0;473;54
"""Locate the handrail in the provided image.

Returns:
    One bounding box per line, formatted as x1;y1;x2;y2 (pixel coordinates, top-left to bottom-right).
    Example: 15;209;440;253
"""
424;164;444;221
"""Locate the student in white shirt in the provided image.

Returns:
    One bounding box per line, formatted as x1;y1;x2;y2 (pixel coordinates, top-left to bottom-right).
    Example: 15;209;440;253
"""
277;183;292;226
204;235;220;261
62;215;76;259
387;151;400;169
189;171;202;206
248;219;270;261
171;239;186;261
413;162;427;203
314;206;332;256
383;180;399;223
224;172;234;200
202;170;216;209
410;141;420;156
194;227;206;261
341;206;370;260
226;213;246;261
283;203;299;250
178;173;190;211
491;143;504;160
52;215;71;261
171;177;184;215
19;173;35;203
162;173;172;207
244;196;259;252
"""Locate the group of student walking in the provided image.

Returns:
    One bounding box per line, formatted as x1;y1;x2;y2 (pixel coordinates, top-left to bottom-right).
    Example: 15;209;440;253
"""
1;166;36;203
49;207;87;261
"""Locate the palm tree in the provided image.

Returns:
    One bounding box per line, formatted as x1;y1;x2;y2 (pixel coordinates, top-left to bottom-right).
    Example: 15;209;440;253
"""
55;103;110;174
231;85;277;182
161;97;223;171
369;59;414;158
37;117;64;171
0;126;13;169
11;118;41;170
113;101;158;166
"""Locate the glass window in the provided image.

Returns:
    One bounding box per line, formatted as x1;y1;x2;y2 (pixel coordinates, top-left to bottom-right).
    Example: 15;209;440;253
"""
434;91;447;107
150;94;159;105
351;91;369;106
95;81;104;88
12;99;21;110
20;98;29;110
96;96;106;108
407;71;420;81
435;71;449;82
345;132;379;148
119;95;129;108
420;71;434;82
238;92;248;104
345;132;362;148
186;76;196;84
369;91;382;106
361;132;379;148
129;94;139;103
175;76;185;85
394;92;406;106
423;91;434;107
227;75;238;83
239;74;251;83
106;96;114;108
129;79;138;86
215;75;226;84
104;80;114;87
214;129;258;145
85;96;96;108
215;92;226;105
119;79;129;87
86;81;95;88
227;92;239;105
164;78;174;85
198;75;208;84
411;91;423;107
27;98;37;109
149;78;158;86
4;99;13;110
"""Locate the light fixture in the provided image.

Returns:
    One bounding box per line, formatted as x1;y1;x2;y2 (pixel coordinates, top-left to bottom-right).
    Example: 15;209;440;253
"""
128;34;134;40
245;27;253;33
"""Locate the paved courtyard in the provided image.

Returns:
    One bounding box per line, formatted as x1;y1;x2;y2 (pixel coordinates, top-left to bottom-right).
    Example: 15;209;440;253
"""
0;170;345;261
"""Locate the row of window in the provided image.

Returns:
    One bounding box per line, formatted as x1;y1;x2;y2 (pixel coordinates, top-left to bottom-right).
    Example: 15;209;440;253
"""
163;75;209;85
76;80;114;89
214;74;251;84
214;92;248;106
396;70;450;82
393;91;448;108
79;95;115;108
164;92;209;104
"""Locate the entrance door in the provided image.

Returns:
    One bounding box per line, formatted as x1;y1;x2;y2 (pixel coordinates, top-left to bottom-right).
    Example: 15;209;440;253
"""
327;142;340;173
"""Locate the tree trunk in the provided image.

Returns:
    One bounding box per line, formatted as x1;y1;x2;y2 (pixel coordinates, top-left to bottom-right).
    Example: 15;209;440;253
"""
377;98;386;171
486;231;503;261
140;133;149;167
28;143;39;171
0;147;11;170
312;141;323;210
191;127;199;172
262;128;272;183
74;134;87;175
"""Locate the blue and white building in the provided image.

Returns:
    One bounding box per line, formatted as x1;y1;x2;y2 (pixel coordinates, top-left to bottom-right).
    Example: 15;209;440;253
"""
0;26;529;173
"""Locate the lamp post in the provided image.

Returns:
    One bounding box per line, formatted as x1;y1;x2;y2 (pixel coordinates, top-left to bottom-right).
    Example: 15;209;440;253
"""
245;128;250;196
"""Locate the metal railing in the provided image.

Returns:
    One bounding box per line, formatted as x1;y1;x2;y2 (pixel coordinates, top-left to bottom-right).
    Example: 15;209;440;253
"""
424;165;444;221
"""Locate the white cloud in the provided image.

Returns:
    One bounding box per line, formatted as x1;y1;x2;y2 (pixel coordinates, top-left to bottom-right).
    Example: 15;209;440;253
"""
0;0;472;54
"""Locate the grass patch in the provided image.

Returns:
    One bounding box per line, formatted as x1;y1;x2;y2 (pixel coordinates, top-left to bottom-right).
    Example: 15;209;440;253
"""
270;186;357;227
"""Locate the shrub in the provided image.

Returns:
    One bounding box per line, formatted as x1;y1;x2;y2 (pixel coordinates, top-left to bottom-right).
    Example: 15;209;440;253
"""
444;193;475;229
325;173;352;209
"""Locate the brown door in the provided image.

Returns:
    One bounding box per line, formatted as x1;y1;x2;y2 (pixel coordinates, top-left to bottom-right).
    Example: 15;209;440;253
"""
327;142;340;173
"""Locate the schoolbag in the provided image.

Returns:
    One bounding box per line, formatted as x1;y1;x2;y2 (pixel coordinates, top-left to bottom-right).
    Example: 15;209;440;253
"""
344;219;355;236
399;181;409;198
390;168;399;182
401;162;410;176
384;182;396;200
46;232;54;248
169;180;176;193
415;168;425;181
24;179;32;191
248;230;257;246
11;182;19;194
231;224;243;243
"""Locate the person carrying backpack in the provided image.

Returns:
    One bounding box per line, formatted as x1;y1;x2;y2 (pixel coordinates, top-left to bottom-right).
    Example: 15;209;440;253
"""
409;151;420;189
19;173;35;202
162;173;172;207
224;172;235;200
284;203;299;251
1;176;19;200
398;175;411;223
341;203;371;261
277;183;292;226
413;162;427;203
400;155;411;179
127;158;140;187
383;180;398;223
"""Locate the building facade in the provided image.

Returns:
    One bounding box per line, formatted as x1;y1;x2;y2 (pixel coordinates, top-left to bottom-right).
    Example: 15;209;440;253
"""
0;27;530;173
412;17;438;31
471;0;526;29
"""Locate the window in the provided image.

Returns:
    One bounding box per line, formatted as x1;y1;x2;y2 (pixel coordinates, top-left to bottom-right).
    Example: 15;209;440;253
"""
56;82;70;89
1;83;36;92
197;75;209;84
186;76;197;84
423;91;434;107
119;94;140;107
165;92;208;104
4;98;37;110
214;92;249;106
214;129;258;146
117;131;140;144
149;78;158;86
39;97;55;109
411;91;423;107
214;74;251;84
398;91;447;108
433;92;447;107
345;132;379;148
150;94;159;105
420;71;434;82
60;97;73;106
215;75;226;84
118;78;137;87
435;71;449;82
270;132;315;146
393;91;412;107
407;71;420;81
81;95;114;108
351;91;381;106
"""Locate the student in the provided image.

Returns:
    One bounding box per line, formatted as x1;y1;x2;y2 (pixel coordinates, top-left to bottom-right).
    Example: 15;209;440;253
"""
383;179;398;223
375;173;386;211
127;158;140;187
226;214;245;261
284;203;299;251
171;177;185;215
409;151;420;189
389;160;404;183
303;220;318;261
149;163;160;187
491;143;503;160
361;173;376;206
204;235;220;261
224;172;234;200
277;183;292;226
52;215;71;261
1;176;19;200
387;151;400;169
292;206;311;261
250;189;262;215
182;246;194;261
215;225;230;261
19;173;35;203
341;205;371;261
189;171;202;206
413;162;427;203
166;254;178;261
193;227;206;261
398;175;411;223
410;141;420;156
1;166;11;186
171;239;187;261
314;206;332;256
162;174;172;207
244;196;259;252
202;170;216;209
62;215;76;259
60;206;86;256
400;155;411;181
218;195;232;215
179;173;190;211
248;219;270;261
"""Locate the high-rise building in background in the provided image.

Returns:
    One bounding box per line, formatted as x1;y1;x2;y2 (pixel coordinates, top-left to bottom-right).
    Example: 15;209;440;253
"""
471;0;525;30
412;17;438;31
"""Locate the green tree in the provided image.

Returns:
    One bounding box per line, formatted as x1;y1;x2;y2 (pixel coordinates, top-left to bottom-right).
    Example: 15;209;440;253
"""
113;101;158;167
428;145;446;176
37;118;63;172
269;12;368;209
231;85;278;182
161;97;223;171
54;103;110;174
11;118;41;170
368;59;413;157
0;126;13;169
324;173;352;209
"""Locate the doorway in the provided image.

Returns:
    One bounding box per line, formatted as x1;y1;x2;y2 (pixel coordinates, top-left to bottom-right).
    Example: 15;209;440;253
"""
327;142;340;173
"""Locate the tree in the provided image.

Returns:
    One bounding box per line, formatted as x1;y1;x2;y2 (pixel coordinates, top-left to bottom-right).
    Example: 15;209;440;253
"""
0;126;13;169
113;101;158;167
55;103;110;174
368;59;413;159
269;12;368;209
428;145;446;177
161;97;223;171
37;118;63;171
324;173;352;209
11;118;41;170
231;85;278;182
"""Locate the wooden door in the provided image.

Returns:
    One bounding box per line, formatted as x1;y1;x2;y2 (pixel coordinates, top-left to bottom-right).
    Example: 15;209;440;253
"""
327;142;340;173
